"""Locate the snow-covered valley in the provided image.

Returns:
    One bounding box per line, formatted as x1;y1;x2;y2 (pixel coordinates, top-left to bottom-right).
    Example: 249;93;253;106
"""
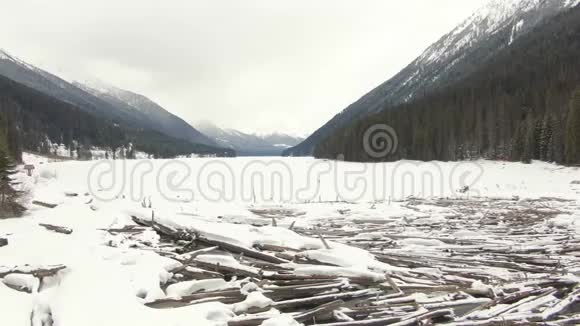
1;155;579;325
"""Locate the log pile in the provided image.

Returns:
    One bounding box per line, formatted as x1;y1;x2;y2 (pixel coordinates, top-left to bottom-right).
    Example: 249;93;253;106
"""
129;197;580;325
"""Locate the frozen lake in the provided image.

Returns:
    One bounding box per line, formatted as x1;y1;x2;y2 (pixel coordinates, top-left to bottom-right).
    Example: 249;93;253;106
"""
1;154;579;325
33;155;580;205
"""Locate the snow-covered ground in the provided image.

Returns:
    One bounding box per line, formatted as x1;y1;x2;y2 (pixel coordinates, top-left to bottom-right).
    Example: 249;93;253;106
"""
1;154;579;325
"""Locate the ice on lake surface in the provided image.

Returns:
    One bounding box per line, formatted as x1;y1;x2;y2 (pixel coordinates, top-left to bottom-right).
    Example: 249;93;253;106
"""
1;154;580;325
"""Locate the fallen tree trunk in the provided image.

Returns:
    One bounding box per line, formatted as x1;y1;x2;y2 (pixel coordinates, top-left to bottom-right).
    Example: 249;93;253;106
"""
39;223;73;235
132;216;194;242
32;201;58;209
197;235;289;264
147;289;245;309
132;214;288;264
542;288;580;320
294;299;345;323
273;289;379;310
0;265;66;278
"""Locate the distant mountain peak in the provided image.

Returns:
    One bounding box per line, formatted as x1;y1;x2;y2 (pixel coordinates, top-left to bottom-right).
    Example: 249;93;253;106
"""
195;120;221;131
80;79;153;109
195;122;304;156
80;78;115;94
418;0;576;68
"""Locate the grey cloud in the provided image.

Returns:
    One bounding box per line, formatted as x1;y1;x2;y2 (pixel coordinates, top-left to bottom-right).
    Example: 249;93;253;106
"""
0;0;486;134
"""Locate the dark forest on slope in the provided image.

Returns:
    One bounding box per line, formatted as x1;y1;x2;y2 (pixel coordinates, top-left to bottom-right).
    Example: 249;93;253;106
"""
0;111;24;217
315;7;580;164
0;75;234;160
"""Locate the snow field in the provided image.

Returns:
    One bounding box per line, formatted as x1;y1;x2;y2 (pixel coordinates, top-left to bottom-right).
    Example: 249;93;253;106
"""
0;154;579;325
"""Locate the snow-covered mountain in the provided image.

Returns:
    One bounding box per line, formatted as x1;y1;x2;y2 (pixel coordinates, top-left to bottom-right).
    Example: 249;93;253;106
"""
285;0;580;156
75;81;217;147
0;50;216;148
195;121;304;156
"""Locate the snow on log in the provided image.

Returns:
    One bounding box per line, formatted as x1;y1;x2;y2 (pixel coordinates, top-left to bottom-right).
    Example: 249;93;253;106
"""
39;223;73;235
2;273;39;293
233;292;273;314
196;235;289;264
0;265;66;278
542;288;580;320
165;279;231;298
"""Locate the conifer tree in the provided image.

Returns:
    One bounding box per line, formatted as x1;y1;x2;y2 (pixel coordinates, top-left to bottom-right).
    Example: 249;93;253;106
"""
0;128;23;216
0;113;24;217
539;114;553;161
511;122;527;162
522;119;536;164
565;88;580;164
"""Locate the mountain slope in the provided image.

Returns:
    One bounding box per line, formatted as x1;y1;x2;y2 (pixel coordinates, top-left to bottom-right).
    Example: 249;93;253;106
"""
75;81;217;147
0;74;233;159
285;0;579;156
196;121;303;156
0;50;215;147
315;5;580;164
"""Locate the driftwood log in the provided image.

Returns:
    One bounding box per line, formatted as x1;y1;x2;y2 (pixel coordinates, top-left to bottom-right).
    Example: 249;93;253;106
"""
32;201;58;209
0;265;66;278
39;223;73;235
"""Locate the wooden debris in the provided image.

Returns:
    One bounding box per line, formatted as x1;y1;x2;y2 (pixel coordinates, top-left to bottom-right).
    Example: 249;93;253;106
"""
317;228;331;249
294;300;345;323
39;223;73;235
542;288;580;320
32;201;58;209
273;289;379;310
177;266;224;280
125;197;580;325
98;225;146;234
147;289;245;309
0;265;66;278
0;238;7;247
198;235;288;265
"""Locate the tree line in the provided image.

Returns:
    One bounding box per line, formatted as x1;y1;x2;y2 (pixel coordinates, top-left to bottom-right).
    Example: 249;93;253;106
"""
315;7;580;165
0;74;234;161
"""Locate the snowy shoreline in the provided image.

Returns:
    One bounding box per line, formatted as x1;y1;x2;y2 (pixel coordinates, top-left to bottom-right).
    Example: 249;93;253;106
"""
1;154;579;325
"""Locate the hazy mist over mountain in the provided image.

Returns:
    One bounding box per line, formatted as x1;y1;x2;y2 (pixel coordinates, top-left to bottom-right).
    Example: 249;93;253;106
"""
0;0;485;136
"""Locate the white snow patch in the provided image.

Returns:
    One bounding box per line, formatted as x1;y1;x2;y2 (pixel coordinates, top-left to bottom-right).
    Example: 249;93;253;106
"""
2;273;39;293
165;279;232;298
233;291;273;313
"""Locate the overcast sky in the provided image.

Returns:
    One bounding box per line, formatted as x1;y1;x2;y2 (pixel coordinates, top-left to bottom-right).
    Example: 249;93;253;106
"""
0;0;486;136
